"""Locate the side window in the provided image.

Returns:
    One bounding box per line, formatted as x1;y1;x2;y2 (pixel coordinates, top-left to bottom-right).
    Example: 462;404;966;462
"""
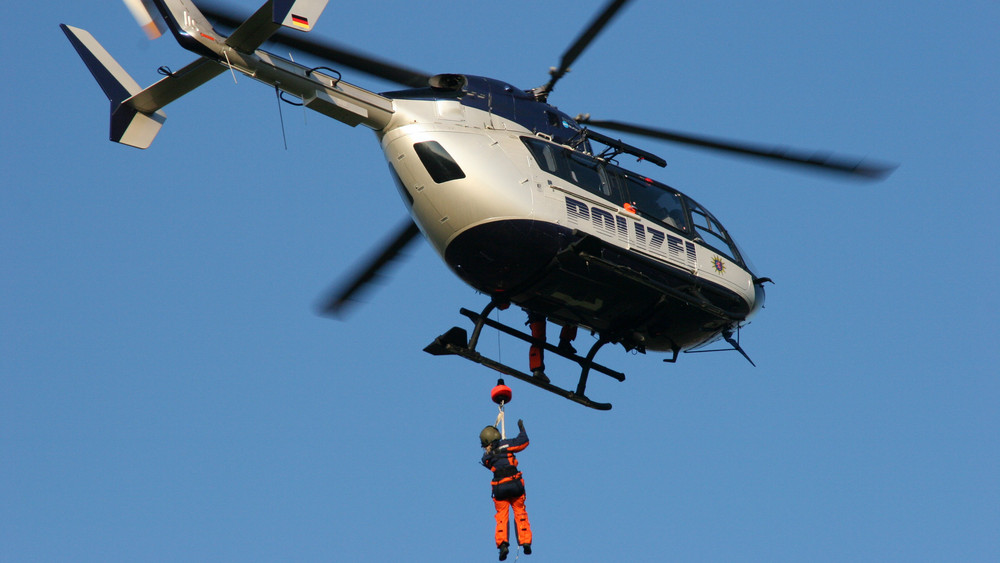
523;137;565;176
413;141;466;183
522;137;621;205
539;142;561;174
622;174;689;233
567;153;612;199
659;193;687;232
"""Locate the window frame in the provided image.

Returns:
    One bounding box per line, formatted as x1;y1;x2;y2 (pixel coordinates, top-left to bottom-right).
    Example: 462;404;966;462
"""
685;197;745;266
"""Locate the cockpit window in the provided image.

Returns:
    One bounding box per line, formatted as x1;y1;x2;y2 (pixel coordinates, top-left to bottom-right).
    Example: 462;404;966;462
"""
413;141;466;183
567;152;614;199
686;197;743;265
619;173;689;233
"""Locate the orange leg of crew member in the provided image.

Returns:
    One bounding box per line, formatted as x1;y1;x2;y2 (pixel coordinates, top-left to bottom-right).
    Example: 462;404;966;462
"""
528;318;546;375
494;494;533;547
527;313;577;382
558;324;578;353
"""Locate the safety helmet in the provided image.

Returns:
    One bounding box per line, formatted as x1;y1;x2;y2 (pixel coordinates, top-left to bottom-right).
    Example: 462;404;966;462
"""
480;425;501;447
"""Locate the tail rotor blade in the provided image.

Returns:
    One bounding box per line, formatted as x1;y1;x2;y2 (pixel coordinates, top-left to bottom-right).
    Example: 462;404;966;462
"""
123;0;167;39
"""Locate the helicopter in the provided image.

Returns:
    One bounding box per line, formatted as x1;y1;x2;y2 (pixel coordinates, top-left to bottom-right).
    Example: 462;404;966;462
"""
61;0;894;410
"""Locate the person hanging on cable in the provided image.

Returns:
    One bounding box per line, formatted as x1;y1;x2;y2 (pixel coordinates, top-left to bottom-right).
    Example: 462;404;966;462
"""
480;419;534;560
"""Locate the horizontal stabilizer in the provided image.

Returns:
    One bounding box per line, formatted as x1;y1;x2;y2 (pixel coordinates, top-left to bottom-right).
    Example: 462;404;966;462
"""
61;24;166;149
125;58;226;115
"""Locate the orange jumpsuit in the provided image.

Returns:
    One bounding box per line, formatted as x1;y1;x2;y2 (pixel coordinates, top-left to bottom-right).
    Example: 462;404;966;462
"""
527;312;578;374
482;428;533;548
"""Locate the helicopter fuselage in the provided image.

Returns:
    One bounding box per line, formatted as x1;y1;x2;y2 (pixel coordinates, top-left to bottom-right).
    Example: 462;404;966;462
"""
61;0;766;363
378;76;765;353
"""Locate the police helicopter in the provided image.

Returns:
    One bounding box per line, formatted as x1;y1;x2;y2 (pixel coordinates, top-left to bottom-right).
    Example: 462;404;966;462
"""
61;0;894;410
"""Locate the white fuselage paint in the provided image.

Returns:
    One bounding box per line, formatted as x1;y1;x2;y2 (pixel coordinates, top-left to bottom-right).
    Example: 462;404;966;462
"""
378;98;758;315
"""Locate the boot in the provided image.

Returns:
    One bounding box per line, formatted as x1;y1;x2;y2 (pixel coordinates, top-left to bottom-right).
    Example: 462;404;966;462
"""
557;338;576;355
498;541;509;561
531;369;550;384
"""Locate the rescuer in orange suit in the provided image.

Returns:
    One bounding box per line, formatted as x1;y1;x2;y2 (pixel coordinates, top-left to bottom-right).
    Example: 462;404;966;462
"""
526;311;577;383
481;419;534;560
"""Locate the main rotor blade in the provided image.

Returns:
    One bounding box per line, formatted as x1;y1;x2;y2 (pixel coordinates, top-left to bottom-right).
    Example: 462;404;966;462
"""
319;218;422;317
578;117;897;179
534;0;631;100
198;2;432;88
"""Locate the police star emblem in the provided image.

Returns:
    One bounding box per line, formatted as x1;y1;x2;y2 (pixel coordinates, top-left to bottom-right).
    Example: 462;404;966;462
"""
711;255;726;274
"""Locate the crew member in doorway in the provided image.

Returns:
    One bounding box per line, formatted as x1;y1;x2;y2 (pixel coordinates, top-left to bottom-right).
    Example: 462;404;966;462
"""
526;311;577;383
480;419;534;560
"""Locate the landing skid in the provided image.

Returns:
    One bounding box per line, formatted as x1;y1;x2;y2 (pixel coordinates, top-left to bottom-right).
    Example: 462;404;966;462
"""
424;303;625;411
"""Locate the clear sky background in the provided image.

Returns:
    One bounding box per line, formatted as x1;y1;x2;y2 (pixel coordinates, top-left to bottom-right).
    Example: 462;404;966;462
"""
3;1;998;561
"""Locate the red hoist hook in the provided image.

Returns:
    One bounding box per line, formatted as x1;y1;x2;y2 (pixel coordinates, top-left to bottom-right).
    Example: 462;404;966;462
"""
491;379;512;439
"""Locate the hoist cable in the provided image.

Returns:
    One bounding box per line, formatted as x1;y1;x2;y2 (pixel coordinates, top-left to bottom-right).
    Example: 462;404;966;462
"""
496;307;503;365
494;401;506;440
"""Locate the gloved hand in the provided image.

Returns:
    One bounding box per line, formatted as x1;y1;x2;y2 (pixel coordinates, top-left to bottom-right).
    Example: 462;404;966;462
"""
518;419;525;432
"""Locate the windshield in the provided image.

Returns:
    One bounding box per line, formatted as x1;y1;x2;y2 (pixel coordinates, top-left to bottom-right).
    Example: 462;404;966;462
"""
684;197;744;266
615;171;688;233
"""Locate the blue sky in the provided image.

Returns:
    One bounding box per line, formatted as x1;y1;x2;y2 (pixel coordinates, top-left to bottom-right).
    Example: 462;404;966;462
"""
3;1;998;561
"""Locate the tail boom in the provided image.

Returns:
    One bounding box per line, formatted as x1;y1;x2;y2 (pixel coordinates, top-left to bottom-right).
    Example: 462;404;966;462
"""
62;0;392;149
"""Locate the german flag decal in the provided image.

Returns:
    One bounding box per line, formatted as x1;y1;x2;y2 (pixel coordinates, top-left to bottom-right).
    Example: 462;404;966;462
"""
291;14;310;30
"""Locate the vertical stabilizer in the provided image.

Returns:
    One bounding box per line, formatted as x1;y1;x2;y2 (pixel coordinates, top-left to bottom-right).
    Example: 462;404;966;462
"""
273;0;329;32
225;1;331;52
60;24;166;149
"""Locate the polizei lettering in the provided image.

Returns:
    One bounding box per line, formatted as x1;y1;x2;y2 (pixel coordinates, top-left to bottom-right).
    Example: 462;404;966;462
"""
565;196;697;270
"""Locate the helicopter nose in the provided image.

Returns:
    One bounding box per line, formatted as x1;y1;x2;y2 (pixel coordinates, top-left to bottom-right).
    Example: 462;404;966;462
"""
748;278;770;319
